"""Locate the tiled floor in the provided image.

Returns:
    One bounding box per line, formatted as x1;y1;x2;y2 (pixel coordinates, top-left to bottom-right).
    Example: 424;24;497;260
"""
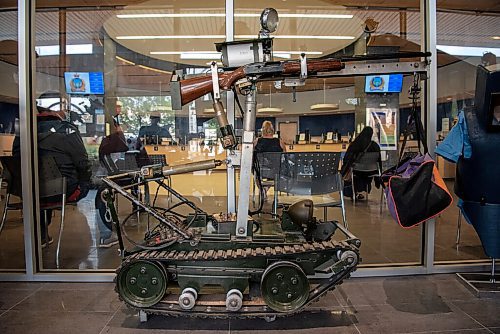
0;275;498;334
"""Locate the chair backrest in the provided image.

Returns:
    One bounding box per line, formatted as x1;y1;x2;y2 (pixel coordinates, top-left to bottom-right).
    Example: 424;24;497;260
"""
0;156;23;197
100;154;120;175
114;151;139;172
255;152;282;180
149;154;167;167
352;151;380;173
0;155;65;199
277;152;342;196
38;156;65;198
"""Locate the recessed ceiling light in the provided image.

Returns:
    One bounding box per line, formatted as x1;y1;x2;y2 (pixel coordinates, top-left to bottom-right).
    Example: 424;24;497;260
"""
120;34;353;40
257;107;284;113
236;35;355;40
115;56;135;65
35;44;93;56
117;35;225;40
492;36;500;40
279;13;352;19
138;65;170;74
310;103;339;111
181;52;221;60
117;13;353;19
117;13;226;18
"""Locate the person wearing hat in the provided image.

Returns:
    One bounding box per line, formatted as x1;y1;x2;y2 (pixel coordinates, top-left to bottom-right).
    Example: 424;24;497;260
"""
137;111;173;146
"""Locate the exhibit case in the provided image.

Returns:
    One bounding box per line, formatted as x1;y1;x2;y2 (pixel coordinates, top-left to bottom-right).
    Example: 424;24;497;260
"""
0;0;496;283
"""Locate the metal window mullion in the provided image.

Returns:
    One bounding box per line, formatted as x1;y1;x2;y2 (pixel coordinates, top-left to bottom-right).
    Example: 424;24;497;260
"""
421;0;437;273
18;0;39;278
225;0;236;213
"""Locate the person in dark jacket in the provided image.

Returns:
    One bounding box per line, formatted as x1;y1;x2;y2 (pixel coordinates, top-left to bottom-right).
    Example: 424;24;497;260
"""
254;121;286;153
340;126;381;200
137;111;174;146
13;106;91;246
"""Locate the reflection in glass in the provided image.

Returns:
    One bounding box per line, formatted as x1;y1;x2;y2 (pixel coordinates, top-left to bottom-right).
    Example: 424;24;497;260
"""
33;1;227;270
234;0;423;266
0;8;25;271
434;9;499;263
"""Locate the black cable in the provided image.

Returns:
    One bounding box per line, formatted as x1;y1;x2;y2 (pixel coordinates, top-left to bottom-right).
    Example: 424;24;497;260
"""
152;179;163;207
249;155;266;215
119;209;178;251
233;87;245;117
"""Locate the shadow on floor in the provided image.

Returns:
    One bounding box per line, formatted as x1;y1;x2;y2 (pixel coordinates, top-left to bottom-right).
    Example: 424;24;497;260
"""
114;309;356;331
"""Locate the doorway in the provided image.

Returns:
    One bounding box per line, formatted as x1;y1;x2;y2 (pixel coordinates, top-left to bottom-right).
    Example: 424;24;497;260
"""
279;121;298;144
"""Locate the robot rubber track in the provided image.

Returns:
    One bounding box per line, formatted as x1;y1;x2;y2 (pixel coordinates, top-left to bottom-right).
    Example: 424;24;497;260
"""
114;237;360;320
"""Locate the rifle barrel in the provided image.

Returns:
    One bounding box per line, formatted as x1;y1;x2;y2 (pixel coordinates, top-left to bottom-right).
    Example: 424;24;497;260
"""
171;51;431;108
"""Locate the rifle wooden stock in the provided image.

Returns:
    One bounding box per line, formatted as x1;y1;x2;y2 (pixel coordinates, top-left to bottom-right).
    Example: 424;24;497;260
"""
173;58;344;108
177;67;246;106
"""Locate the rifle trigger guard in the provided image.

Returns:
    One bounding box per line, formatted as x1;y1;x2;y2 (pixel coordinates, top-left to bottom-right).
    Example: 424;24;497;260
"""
300;53;307;81
211;62;221;99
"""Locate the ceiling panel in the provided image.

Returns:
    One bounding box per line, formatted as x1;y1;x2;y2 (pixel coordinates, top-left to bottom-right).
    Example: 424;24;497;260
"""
1;0;499;12
0;1;499;103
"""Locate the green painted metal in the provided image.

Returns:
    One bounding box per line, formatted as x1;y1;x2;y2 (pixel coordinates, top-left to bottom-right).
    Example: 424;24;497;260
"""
117;260;167;308
261;261;309;312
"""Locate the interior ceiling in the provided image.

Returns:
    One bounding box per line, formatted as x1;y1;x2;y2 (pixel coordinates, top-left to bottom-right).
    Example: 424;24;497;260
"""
0;0;499;12
0;0;498;103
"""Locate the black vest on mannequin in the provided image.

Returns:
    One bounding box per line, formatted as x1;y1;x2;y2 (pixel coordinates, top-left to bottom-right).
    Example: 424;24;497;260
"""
455;65;500;258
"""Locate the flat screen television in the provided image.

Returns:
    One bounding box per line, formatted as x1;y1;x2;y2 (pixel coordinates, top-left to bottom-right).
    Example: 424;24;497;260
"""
64;72;104;95
365;74;403;93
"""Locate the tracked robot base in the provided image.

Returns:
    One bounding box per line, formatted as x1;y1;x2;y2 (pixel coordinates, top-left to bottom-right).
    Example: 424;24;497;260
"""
102;164;360;322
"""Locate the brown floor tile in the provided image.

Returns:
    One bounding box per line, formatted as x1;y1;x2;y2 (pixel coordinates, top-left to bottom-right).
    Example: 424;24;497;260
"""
12;288;121;313
0;310;113;334
350;302;485;334
0;287;39;310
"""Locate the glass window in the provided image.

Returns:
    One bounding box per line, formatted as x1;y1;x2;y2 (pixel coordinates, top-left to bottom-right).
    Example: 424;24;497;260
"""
0;5;25;271
235;0;424;266
434;8;500;263
33;1;226;270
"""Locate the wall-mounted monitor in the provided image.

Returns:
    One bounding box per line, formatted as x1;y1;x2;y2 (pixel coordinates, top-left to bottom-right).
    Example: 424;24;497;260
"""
365;74;403;93
64;72;104;95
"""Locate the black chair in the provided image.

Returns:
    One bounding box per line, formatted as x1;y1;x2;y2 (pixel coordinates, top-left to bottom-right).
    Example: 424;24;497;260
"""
253;152;283;214
350;151;382;205
0;156;23;236
96;151;167;230
0;156;76;268
278;152;347;228
148;153;167;167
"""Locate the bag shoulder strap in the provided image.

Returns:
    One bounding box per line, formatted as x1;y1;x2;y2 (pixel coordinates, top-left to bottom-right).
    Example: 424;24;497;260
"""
399;74;428;164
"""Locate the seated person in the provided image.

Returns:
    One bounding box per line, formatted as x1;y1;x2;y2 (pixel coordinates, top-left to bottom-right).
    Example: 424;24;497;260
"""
253;121;285;200
13;106;91;246
98;102;129;172
137;111;174;146
96;103;129;248
340;126;381;200
254;121;286;153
